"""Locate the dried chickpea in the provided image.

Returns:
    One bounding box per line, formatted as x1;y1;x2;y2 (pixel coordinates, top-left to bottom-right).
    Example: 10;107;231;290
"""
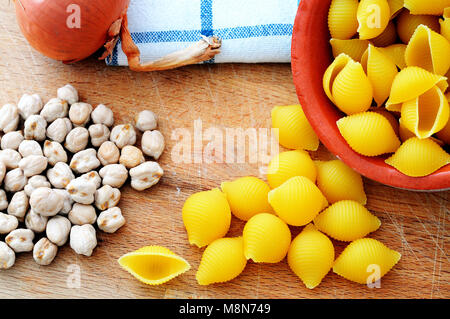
30;187;64;217
110;124;136;148
53;189;73;215
97;207;125;233
46;118;72;143
24;115;47;141
95;185;121;210
7;191;29;222
19;155;48;177
69;102;92;127
0;190;8;211
40;98;68;122
46;216;71;246
97;141;119;166
1;131;24;150
66;177;97;204
88;124;110;147
99;164;128;188
4;168;27;192
65;127;89;153
0;149;22;169
70;224;97;256
47;162;75;189
25;209;48;233
24;175;51;197
0;213;18;235
119;145;145;169
43;140;68;166
91;104;114;127
33;238;58;266
135;110;158;132
6;229;34;253
0;104;19;133
0;241;15;269
141;130;165;159
69;203;97;225
80;171;101;189
18;140;42;157
57;84;78;105
70;148;100;174
18;94;43;120
129;161;164;191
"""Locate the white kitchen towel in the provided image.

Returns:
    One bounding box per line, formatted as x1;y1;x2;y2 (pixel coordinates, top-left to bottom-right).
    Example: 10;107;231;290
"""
106;0;299;66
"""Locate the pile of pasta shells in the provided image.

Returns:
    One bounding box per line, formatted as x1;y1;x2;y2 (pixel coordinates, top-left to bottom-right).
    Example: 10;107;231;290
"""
325;0;450;177
180;104;401;289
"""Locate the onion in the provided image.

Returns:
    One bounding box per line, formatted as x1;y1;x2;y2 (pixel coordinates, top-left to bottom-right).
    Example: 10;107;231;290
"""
14;0;129;63
14;0;222;70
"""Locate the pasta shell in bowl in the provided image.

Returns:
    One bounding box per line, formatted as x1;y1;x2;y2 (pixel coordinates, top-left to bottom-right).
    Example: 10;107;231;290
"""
292;0;450;190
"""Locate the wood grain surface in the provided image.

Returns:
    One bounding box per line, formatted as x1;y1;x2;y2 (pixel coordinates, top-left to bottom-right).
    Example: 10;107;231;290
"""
0;3;448;299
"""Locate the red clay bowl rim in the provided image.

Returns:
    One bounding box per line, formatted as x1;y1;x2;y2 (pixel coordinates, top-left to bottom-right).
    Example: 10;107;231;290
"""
291;0;450;191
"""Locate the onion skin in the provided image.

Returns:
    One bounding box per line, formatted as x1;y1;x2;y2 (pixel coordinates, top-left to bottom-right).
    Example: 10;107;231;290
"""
14;0;129;63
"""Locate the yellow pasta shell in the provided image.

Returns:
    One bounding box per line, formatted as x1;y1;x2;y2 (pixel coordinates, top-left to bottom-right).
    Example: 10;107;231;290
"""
404;0;450;15
267;150;317;189
328;0;359;40
405;25;450;76
378;44;407;69
268;176;328;226
436;93;450;144
357;0;391;39
243;213;291;263
440;8;450;41
337;112;401;156
332;60;374;115
398;118;416;142
386;67;448;105
371;21;398;47
370;107;400;136
330;39;370;62
182;188;231;248
315;160;367;205
362;44;398;106
401;86;450;139
396;10;440;43
288;224;335;289
271;105;319;151
323;53;353;102
221;177;272;221
333;238;401;284
385;137;450;176
314;200;381;241
118;246;191;286
196;237;247;285
387;0;404;18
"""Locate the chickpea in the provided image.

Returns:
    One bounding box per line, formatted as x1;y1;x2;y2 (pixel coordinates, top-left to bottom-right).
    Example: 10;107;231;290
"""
5;229;34;253
0;104;20;133
1;131;24;150
66;177;96;204
95;185;121;210
79;171;102;189
68;203;97;225
33;238;58;266
89;124;110;147
0;241;15;269
18;93;43;120
40;98;68;122
70;148;100;174
65;127;89;153
24;114;47;141
46;118;72;143
91;104;114;127
119;145;145;169
46;215;71;246
99;164;128;188
69;102;92;127
47;162;75;189
53;189;73;215
110;124;136;149
97;141;120;166
43;140;68;166
19;155;48;177
24;209;48;233
7;191;29;222
0;149;22;169
57;84;78;105
135;110;158;132
30;187;64;217
0;190;8;211
97;207;125;233
141;130;165;159
18;140;43;157
0;213;18;235
24;175;51;197
129;161;164;191
70;224;97;256
4;168;27;192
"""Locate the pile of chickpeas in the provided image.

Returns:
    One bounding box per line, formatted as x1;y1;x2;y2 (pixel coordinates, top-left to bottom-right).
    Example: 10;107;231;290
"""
0;84;165;268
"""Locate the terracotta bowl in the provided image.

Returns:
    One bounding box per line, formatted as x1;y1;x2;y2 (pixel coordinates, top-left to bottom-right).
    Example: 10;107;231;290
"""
291;0;450;191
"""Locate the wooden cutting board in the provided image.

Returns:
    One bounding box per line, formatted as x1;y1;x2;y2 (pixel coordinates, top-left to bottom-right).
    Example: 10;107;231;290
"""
0;5;448;299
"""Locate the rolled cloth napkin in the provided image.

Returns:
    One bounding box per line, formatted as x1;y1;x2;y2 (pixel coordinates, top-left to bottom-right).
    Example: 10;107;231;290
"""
106;0;299;66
